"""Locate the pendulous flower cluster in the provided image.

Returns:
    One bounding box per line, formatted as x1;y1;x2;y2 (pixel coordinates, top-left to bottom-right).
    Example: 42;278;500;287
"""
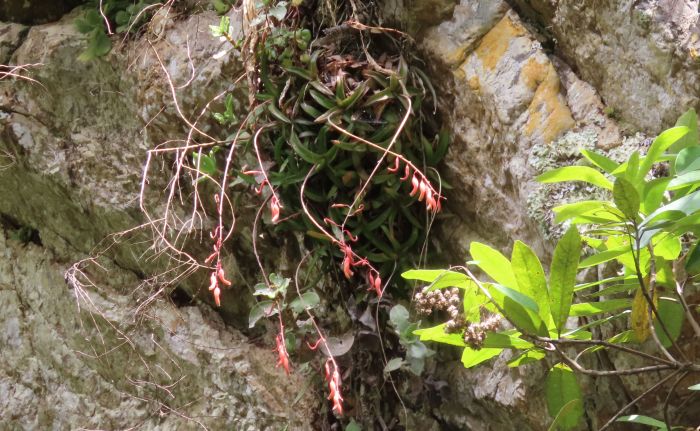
387;157;443;212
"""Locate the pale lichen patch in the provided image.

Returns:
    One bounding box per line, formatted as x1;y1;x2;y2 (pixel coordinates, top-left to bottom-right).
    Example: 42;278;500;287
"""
474;14;526;71
523;58;575;144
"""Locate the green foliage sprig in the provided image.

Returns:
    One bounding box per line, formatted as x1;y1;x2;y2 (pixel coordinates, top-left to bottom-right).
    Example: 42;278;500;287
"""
75;0;161;61
405;109;700;430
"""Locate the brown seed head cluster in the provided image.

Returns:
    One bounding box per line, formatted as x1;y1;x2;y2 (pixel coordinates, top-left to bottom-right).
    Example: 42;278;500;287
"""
415;286;466;333
462;315;502;350
414;286;460;315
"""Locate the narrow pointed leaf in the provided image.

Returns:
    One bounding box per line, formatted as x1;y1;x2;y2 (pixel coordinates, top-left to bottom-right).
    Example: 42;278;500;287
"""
537;166;613;190
637;126;689;181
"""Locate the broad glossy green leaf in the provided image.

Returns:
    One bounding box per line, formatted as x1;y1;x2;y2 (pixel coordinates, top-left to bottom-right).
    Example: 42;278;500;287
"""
507;349;546;367
676;146;700;174
470;242;518;288
192;153;217;175
548;399;583;431
654;235;681;260
414;324;466;347
569;299;631;316
642;190;700;227
668;170;700;190
489;284;544;335
289;291;320;315
461;347;502;368
545;364;584;430
641;178;671;214
511;241;550;322
654;298;684;348
670;108;698;153
537;166;613;190
549;227;582;333
482;331;533;349
613;177;640;219
400;269;473;290
637;126;689;182
580;149;619;173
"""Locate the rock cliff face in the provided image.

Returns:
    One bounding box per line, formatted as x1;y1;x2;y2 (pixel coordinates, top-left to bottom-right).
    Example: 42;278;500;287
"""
1;0;699;429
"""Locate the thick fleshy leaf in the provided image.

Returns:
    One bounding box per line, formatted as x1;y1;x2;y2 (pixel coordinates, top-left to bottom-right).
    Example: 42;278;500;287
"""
511;241;550;322
545;364;584;430
537;166;613;190
470;242;517;288
549;227;582;333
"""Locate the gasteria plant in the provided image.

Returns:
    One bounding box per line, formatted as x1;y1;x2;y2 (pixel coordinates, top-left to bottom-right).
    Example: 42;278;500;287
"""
405;109;700;430
202;0;448;420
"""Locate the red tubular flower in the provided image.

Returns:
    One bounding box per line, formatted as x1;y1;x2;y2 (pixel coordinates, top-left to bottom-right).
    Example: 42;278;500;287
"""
341;245;354;279
409;173;420;196
373;274;382;298
217;267;232;286
418;179;427;202
270;196;281;223
275;333;291;375
400;164;411;181
368;271;382;297
209;272;218;291
387;157;400;173
213;286;221;307
325;360;343;415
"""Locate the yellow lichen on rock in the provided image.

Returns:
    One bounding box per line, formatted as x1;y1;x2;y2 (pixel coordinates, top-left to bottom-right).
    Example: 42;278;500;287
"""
475;14;526;71
523;58;575;144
